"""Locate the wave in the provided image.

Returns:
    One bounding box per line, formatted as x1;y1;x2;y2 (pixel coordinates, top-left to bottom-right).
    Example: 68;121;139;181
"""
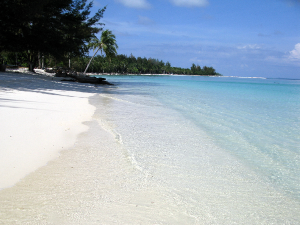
222;76;267;79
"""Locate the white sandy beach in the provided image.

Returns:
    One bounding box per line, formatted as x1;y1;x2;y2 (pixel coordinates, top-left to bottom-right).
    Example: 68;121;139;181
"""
0;70;187;225
0;70;191;224
0;70;96;190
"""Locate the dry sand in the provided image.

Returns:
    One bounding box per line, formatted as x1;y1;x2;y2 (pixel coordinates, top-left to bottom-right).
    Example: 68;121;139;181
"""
0;70;96;190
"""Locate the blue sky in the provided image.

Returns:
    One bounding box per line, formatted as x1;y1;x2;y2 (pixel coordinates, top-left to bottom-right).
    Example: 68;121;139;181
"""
92;0;300;78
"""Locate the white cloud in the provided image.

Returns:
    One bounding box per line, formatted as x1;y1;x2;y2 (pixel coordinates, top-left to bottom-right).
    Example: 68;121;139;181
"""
115;0;151;9
237;44;261;50
240;64;249;68
169;0;209;7
284;0;300;7
289;43;300;60
138;16;155;25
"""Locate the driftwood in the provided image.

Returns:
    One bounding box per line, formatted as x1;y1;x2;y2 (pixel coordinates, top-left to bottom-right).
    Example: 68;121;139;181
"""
75;75;112;85
55;70;112;85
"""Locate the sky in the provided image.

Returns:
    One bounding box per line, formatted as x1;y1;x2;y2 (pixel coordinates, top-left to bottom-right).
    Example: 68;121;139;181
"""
92;0;300;78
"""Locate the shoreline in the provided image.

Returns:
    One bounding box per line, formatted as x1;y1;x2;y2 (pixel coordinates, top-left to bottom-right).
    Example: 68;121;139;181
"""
0;72;191;224
1;72;299;224
0;71;97;189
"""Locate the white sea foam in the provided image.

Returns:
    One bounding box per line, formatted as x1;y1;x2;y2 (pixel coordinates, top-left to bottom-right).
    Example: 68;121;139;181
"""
222;75;267;79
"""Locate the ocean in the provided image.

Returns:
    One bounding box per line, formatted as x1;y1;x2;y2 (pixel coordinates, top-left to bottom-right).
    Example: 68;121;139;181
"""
92;75;300;223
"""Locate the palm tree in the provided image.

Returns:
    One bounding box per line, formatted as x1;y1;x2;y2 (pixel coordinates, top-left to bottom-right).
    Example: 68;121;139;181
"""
84;29;118;74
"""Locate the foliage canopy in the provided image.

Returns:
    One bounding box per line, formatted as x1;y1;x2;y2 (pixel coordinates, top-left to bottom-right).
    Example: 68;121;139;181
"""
0;1;218;75
0;0;106;71
84;29;118;73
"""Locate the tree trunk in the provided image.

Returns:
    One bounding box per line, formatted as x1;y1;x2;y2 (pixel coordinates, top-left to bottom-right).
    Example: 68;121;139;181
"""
27;50;36;72
42;55;44;69
0;64;6;72
84;46;101;74
38;52;41;69
29;63;34;72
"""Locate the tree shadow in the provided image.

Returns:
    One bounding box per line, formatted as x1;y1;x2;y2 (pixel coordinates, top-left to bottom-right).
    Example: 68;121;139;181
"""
0;72;166;99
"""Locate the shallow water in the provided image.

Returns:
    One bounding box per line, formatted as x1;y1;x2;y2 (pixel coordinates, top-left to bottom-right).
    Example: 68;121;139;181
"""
1;74;299;224
93;75;300;223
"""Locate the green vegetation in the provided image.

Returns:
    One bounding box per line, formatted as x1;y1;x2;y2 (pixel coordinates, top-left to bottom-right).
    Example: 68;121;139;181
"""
0;0;105;71
84;30;118;74
72;55;219;75
0;0;219;75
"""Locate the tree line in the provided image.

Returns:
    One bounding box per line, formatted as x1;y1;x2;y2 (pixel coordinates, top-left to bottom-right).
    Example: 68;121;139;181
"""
0;0;105;71
71;54;218;75
2;51;219;76
0;0;219;76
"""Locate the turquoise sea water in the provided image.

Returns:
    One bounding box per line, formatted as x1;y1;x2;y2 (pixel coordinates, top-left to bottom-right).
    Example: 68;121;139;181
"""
94;75;300;223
